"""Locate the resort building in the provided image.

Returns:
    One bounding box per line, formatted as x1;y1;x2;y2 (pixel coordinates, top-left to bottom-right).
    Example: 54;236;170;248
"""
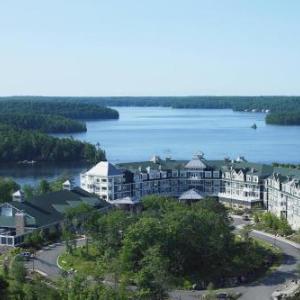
0;187;110;246
80;161;131;201
81;153;300;230
264;171;300;230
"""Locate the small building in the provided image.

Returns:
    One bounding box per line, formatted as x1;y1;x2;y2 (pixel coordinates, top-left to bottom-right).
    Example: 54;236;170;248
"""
0;187;110;247
179;188;204;204
110;196;142;212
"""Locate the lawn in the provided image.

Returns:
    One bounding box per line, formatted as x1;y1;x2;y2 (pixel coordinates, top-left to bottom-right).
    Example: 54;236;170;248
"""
58;245;101;276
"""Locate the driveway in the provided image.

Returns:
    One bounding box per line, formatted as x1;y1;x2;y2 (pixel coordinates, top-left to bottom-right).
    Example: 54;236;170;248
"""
27;238;86;278
170;217;300;300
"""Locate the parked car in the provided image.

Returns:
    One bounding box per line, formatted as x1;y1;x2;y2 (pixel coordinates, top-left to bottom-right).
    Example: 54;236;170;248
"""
216;292;229;299
242;214;250;221
19;252;32;261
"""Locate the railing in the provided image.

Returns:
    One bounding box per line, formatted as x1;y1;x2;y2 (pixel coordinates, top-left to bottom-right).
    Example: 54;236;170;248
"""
218;192;260;202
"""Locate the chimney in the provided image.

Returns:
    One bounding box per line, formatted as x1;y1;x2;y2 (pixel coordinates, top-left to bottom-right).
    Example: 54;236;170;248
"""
15;211;25;235
12;190;25;202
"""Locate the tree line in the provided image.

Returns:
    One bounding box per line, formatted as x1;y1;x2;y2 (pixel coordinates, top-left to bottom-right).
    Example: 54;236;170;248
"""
0;100;119;120
0;124;105;163
2;96;300;125
0;100;114;162
0;113;87;133
266;111;300;125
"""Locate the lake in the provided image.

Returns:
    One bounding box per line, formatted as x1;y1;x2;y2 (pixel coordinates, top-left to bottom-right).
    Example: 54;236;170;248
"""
2;106;300;186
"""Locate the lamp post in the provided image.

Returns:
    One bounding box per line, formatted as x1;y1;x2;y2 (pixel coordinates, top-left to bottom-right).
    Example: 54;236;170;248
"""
273;234;277;247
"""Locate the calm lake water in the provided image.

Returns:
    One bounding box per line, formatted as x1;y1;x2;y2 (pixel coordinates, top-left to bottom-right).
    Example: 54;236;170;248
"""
2;107;300;186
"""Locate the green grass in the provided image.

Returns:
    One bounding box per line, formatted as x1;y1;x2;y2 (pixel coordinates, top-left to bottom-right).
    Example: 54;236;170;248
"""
287;232;300;244
58;245;101;276
251;237;282;279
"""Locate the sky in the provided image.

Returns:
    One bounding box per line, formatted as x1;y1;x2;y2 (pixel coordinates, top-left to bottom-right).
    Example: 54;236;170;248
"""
0;0;300;96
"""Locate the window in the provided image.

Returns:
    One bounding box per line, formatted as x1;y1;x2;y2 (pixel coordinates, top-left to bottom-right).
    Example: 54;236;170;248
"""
213;171;219;178
205;171;211;178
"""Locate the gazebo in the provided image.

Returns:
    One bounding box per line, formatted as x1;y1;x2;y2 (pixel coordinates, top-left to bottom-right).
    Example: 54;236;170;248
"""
179;188;204;204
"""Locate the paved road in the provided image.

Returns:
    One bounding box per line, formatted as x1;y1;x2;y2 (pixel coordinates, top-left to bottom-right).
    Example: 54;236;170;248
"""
170;217;300;300
27;238;86;278
235;230;300;300
28;221;300;299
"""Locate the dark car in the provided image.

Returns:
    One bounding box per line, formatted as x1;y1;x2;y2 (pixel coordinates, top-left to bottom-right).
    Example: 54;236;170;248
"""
216;292;229;299
242;214;250;221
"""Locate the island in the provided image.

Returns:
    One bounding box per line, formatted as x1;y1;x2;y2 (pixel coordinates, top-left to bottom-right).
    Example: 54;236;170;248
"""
2;96;300;125
0;113;87;133
0;124;105;163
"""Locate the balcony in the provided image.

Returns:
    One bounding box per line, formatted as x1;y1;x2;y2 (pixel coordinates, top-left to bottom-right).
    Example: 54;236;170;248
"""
218;192;260;203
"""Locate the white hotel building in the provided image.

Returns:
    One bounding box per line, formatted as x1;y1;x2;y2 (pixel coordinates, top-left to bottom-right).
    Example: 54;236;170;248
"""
80;153;300;229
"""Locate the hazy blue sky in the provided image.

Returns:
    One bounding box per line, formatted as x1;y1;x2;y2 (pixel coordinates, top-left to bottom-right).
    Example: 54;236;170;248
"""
1;0;300;96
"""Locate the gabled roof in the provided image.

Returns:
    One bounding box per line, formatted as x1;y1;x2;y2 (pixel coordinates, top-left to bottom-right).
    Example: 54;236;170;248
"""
0;188;110;229
179;189;204;201
85;161;123;176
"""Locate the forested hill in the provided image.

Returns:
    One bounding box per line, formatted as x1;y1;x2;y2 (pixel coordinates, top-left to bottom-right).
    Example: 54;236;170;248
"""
0;114;87;133
2;96;300;112
0;124;105;162
2;96;300;125
0;101;119;120
0;101;114;162
265;111;300;125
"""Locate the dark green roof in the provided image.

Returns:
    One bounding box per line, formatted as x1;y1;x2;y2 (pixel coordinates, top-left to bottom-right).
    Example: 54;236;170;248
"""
118;160;188;172
118;159;300;180
1;188;110;228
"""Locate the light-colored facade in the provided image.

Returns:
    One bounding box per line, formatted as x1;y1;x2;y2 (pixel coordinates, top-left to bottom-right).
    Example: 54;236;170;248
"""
264;174;300;230
218;168;264;208
81;153;222;202
80;161;131;201
80;154;300;230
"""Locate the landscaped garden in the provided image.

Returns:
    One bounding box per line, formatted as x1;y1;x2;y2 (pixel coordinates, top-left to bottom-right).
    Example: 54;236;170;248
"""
57;196;282;299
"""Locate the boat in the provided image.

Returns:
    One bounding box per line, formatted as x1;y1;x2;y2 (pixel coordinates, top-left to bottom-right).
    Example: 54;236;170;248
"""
18;160;37;165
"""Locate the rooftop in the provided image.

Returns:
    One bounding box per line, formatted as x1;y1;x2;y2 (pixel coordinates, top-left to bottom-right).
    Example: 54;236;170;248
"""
85;161;123;176
0;187;110;229
179;189;204;201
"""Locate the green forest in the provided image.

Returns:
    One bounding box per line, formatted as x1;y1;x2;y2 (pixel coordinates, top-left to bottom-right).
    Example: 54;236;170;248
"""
0;124;105;163
266;111;300;125
0;114;86;133
0;100;119;120
0;100;118;162
2;96;300;125
55;196;278;299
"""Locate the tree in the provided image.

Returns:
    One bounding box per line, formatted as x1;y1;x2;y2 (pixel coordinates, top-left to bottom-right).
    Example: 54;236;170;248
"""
0;178;19;202
38;179;50;194
135;246;170;300
253;213;260;224
24;229;45;249
0;275;9;297
240;225;252;242
23;184;35;199
10;258;26;283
